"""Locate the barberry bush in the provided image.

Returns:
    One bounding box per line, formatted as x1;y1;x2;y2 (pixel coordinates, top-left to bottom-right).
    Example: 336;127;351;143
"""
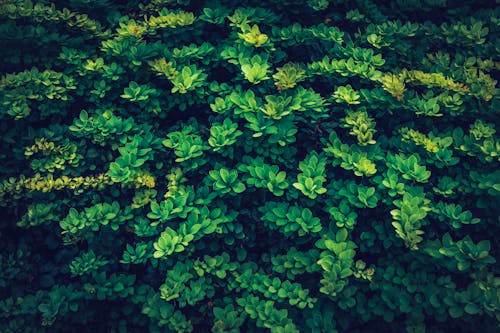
0;0;498;332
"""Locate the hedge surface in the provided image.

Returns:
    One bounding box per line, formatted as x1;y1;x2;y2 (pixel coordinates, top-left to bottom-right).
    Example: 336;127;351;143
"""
0;0;498;332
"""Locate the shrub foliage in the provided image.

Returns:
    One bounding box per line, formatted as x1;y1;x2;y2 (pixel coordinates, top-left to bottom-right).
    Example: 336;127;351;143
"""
0;0;499;332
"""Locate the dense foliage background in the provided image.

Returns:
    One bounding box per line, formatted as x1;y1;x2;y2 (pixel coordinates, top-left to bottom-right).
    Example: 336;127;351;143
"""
0;0;499;332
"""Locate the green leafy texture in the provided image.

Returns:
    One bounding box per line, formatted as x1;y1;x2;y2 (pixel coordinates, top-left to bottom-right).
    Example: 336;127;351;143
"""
0;1;499;332
69;250;109;277
424;233;495;272
387;153;431;183
170;65;208;94
162;123;208;168
120;81;158;102
240;55;271;84
323;131;379;177
238;24;270;48
390;189;431;250
153;226;185;258
341;110;377;146
212;304;247;333
236;295;299;332
238;156;289;196
272;62;307;91
208;118;243;155
332;84;361;105
208;167;246;194
259;202;323;236
293;151;327;199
